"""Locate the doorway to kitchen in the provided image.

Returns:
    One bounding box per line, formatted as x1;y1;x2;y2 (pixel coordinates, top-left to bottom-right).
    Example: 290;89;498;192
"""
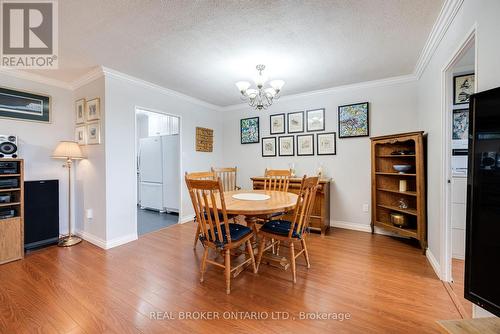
135;108;180;236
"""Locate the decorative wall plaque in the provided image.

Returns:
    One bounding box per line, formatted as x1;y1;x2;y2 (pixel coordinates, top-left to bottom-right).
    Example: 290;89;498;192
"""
196;127;213;152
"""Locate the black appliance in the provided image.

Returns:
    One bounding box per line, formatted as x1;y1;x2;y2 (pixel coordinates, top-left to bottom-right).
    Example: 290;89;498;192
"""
0;208;15;219
0;193;11;203
0;161;19;174
465;86;500;317
24;180;59;250
0;178;18;188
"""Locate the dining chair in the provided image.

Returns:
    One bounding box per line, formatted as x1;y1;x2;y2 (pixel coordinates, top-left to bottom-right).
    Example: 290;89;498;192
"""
186;171;216;249
256;176;320;283
185;177;257;294
263;168;292;192
211;167;240;191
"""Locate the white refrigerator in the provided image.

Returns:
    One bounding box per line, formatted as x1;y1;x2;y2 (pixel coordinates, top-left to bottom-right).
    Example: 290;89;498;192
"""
138;135;180;212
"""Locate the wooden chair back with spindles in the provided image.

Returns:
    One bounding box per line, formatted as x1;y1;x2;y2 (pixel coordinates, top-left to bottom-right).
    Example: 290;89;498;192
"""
185;177;256;294
263;168;292;192
211;167;239;192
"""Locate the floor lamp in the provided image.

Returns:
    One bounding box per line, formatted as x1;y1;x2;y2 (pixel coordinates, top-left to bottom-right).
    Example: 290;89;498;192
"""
52;141;85;247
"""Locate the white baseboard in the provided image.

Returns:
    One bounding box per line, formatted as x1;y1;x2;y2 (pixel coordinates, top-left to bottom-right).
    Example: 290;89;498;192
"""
426;249;441;280
180;214;195;224
331;220;372;233
452;253;465;260
76;230;137;250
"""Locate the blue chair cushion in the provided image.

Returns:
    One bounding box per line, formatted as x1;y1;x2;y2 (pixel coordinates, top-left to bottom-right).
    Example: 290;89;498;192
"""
260;219;302;239
202;223;252;248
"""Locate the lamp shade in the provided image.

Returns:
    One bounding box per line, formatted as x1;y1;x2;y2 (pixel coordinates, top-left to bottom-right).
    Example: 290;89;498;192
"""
52;141;85;160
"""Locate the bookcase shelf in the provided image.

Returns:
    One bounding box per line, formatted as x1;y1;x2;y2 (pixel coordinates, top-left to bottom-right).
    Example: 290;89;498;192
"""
371;132;427;253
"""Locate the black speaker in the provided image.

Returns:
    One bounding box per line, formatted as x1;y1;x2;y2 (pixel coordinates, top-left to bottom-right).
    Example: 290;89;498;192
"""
24;180;59;250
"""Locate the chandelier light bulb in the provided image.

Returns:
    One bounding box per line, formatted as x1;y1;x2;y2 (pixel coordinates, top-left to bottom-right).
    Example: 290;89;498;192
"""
269;80;285;92
235;81;251;93
235;64;284;111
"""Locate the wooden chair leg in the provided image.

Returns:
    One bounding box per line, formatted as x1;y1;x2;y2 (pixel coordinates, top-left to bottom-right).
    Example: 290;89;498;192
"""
225;249;231;294
193;223;200;249
289;242;296;283
246;240;257;273
271;238;275;254
200;246;209;283
276;241;280;256
301;238;311;269
256;236;266;271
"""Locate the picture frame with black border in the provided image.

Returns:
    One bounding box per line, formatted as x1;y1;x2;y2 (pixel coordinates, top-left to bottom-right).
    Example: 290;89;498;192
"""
296;134;314;156
278;135;294;156
287;111;304;133
270;113;286;135
453;73;475;105
0;86;51;123
261;137;277;157
317;132;336;155
240;116;260;144
338;102;369;138
306;108;325;132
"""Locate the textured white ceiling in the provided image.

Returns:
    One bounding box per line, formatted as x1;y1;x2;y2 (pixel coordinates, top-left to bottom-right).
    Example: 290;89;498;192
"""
29;0;443;106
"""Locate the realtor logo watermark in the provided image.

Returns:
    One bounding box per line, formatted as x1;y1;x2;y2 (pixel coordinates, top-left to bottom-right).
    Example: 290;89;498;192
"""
1;0;58;68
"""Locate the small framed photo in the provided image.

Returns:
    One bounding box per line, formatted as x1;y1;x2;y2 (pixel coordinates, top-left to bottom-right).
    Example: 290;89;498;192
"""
338;102;369;138
306;108;325;132
86;98;100;121
241;117;260;144
86;121;101;145
317;132;336;155
452;109;469;140
287;111;304;133
75;125;86;145
454;73;475;105
75;99;86;124
262;137;276;157
297;134;314;156
270;113;286;135
278;136;294;156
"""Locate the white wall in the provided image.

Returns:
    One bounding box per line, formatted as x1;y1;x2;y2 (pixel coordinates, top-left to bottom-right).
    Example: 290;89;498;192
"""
416;0;500;279
0;72;74;234
222;80;419;229
104;73;224;243
74;77;107;243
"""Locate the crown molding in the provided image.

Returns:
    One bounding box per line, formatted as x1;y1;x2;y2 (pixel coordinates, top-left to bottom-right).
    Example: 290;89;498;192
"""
70;67;105;90
0;68;71;90
413;0;464;79
219;73;417;112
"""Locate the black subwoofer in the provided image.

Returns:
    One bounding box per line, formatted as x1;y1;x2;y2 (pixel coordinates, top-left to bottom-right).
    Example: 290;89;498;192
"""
24;180;59;250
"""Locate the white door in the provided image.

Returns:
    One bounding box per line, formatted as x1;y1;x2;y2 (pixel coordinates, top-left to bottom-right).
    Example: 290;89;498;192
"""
139;137;163;183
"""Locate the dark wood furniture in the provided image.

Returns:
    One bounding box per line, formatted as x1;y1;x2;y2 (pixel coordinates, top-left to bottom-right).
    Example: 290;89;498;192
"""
370;131;427;252
0;159;24;264
252;176;331;235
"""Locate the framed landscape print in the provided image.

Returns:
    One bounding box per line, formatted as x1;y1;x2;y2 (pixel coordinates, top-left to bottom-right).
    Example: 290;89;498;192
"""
297;134;314;156
241;117;260;144
86;98;100;121
270;113;285;134
454;73;475;105
0;87;50;123
338;102;369;138
317;132;336;155
287;111;304;133
261;137;276;157
75;125;86;145
278;136;294;156
453;109;469;140
86;121;101;145
75;99;85;124
306;108;325;132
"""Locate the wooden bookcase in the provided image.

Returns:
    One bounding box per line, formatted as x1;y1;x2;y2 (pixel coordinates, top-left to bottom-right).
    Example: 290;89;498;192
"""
0;159;24;264
370;132;427;252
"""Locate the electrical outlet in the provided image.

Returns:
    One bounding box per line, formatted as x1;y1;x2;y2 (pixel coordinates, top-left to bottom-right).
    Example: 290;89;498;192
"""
362;204;369;212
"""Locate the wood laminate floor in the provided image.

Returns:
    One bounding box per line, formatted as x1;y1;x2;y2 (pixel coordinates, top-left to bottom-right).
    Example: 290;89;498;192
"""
0;224;460;333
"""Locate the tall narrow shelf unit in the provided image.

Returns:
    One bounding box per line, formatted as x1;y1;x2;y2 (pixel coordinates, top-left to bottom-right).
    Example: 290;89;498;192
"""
371;132;427;252
0;159;24;264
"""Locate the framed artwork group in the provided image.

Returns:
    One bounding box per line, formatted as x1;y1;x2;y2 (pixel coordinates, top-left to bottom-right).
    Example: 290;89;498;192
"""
74;97;101;145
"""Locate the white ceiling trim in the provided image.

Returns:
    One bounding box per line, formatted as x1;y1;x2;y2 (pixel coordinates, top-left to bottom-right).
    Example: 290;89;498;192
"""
413;0;465;79
71;67;104;90
0;68;71;90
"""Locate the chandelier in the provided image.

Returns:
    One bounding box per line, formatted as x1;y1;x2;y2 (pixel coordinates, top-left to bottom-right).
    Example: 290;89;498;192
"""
235;64;285;110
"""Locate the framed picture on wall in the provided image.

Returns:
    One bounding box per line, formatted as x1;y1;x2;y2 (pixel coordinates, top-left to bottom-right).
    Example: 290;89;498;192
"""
453;109;469;140
75;99;85;124
287;111;304;133
454;73;475;105
278;136;294;156
75;125;86;145
86;98;100;121
0;86;50;123
86;121;101;145
338;102;369;138
306;108;325;132
270;113;286;134
317;132;336;155
262;137;277;157
297;134;314;156
240;117;260;144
